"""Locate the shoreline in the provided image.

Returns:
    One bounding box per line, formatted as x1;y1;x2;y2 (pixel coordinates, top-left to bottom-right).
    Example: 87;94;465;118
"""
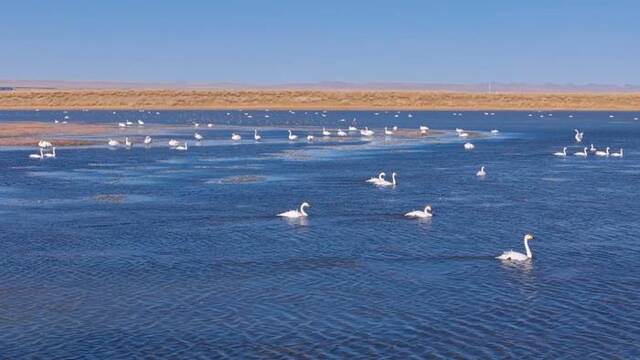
1;89;640;111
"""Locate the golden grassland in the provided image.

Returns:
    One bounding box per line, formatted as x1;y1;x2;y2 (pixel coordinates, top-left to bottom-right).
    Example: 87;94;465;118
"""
1;89;639;110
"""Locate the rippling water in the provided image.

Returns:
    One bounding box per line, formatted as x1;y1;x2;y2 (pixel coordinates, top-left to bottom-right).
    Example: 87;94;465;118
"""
1;110;639;358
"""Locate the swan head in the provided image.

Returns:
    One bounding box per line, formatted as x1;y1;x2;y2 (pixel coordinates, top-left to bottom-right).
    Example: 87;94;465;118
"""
425;205;432;213
379;172;386;178
300;202;310;208
524;234;534;241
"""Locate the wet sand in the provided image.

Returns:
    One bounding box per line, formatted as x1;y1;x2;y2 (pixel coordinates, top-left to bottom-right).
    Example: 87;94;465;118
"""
1;89;640;110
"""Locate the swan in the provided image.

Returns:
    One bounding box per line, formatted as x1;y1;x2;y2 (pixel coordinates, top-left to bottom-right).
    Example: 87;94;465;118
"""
384;127;394;135
458;132;469;138
490;129;499;134
277;202;310;218
360;127;374;136
337;129;347;137
288;130;298;141
589;144;597;153
553;147;567;157
595;147;610;157
118;122;127;128
376;172;397;187
476;166;486;177
366;172;386;185
420;126;430;131
194;132;203;141
29;148;44;159
125;137;132;147
348;126;358;131
208;123;213;128
38;139;52;148
138;120;144;125
496;234;534;261
455;128;464;134
574;147;588;157
393;126;398;131
168;139;180;147
306;134;314;141
611;148;624;158
405;205;433;219
44;147;56;158
322;127;331;136
125;120;134;126
231;133;242;141
175;141;188;151
194;123;200;127
144;136;152;145
574;129;584;143
464;142;475;150
108;139;120;147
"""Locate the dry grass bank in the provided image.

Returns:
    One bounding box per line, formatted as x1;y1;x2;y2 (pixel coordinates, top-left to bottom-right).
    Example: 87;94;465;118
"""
1;89;639;110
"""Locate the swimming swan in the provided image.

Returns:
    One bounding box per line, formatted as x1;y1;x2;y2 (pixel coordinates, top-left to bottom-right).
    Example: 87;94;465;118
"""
337;129;347;137
385;127;394;135
194;132;203;141
288;130;298;141
595;147;610;157
405;205;433;219
360;127;374;136
553;147;567;157
125;137;132;147
108;139;120;147
277;202;310;218
496;234;534;261
589;144;597;153
168;139;180;147
322;127;331;136
175;141;188;151
464;142;475;150
611;148;623;157
476;166;486;177
44;147;56;158
574;129;584;143
29;148;44;159
254;129;262;141
366;172;386;185
377;172;397;187
574;147;588;157
144;136;152;145
231;133;242;141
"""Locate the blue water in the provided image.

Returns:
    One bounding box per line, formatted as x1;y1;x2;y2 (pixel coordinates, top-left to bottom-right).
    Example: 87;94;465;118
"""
1;110;639;358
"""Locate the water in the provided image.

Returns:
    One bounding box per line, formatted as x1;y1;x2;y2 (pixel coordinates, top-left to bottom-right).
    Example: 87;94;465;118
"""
1;110;639;358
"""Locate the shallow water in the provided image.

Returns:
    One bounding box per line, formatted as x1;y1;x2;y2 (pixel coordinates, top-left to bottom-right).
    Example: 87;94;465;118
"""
1;110;639;358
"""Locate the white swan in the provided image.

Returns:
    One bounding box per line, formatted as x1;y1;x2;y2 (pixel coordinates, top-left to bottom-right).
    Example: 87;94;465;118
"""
29;148;44;159
208;123;213;128
611;148;624;158
118;122;127;128
306;134;314;141
126;120;134;126
194;132;203;141
138;120;145;125
44;147;56;158
366;172;386;185
175;141;188;151
574;147;588;157
384;127;394;135
464;142;475;150
277;202;310;218
458;132;469;138
108;139;120;147
322;127;331;136
125;137;132;147
595;147;610;157
288;130;298;141
337;129;347;137
348;126;358;131
360;127;374;136
553;147;567;157
144;136;152;145
589;144;597;153
168;139;180;147
455;128;464;134
574;129;584;143
393;126;398;131
405;205;433;219
38;139;52;148
490;129;499;134
231;133;242;141
476;166;486;177
420;125;430;131
377;172;397;187
254;129;262;141
496;234;534;261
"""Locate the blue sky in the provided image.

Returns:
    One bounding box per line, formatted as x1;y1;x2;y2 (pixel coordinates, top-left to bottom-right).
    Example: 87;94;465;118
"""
1;0;638;84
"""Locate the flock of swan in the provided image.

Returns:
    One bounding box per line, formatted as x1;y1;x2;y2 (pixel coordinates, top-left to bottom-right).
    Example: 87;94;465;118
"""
553;128;623;158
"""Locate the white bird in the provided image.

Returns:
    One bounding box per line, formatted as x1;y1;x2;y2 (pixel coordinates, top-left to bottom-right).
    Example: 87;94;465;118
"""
574;129;584;143
496;234;535;261
366;172;386;185
38;139;52;148
360;127;374;136
194;132;203;141
44;147;56;158
168;139;180;147
306;134;314;141
384;127;394;135
490;129;499;134
288;130;298;141
29;148;45;159
610;148;624;158
322;127;331;137
254;129;262;141
138;120;145;126
376;172;397;187
574;147;588;157
590;144;597;153
348;126;358;131
118;122;127;128
476;166;486;177
393;126;398;131
595;147;610;157
337;129;347;137
277;202;310;218
553;147;567;157
126;120;134;126
144;136;152;145
231;133;242;141
108;139;120;147
125;137;132;147
458;132;469;138
455;128;464;134
420;125;430;131
194;123;200;128
464;142;475;150
405;205;433;219
207;123;213;128
175;141;188;151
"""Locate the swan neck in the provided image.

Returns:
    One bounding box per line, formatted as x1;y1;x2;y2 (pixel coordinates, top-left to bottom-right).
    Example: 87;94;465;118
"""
392;173;396;185
524;238;532;258
300;204;308;216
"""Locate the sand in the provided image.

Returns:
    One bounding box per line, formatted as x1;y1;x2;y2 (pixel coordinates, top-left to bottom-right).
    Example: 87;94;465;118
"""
1;89;639;111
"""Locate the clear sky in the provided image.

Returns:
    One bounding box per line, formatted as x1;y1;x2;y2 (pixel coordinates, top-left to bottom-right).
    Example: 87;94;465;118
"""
1;0;638;84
